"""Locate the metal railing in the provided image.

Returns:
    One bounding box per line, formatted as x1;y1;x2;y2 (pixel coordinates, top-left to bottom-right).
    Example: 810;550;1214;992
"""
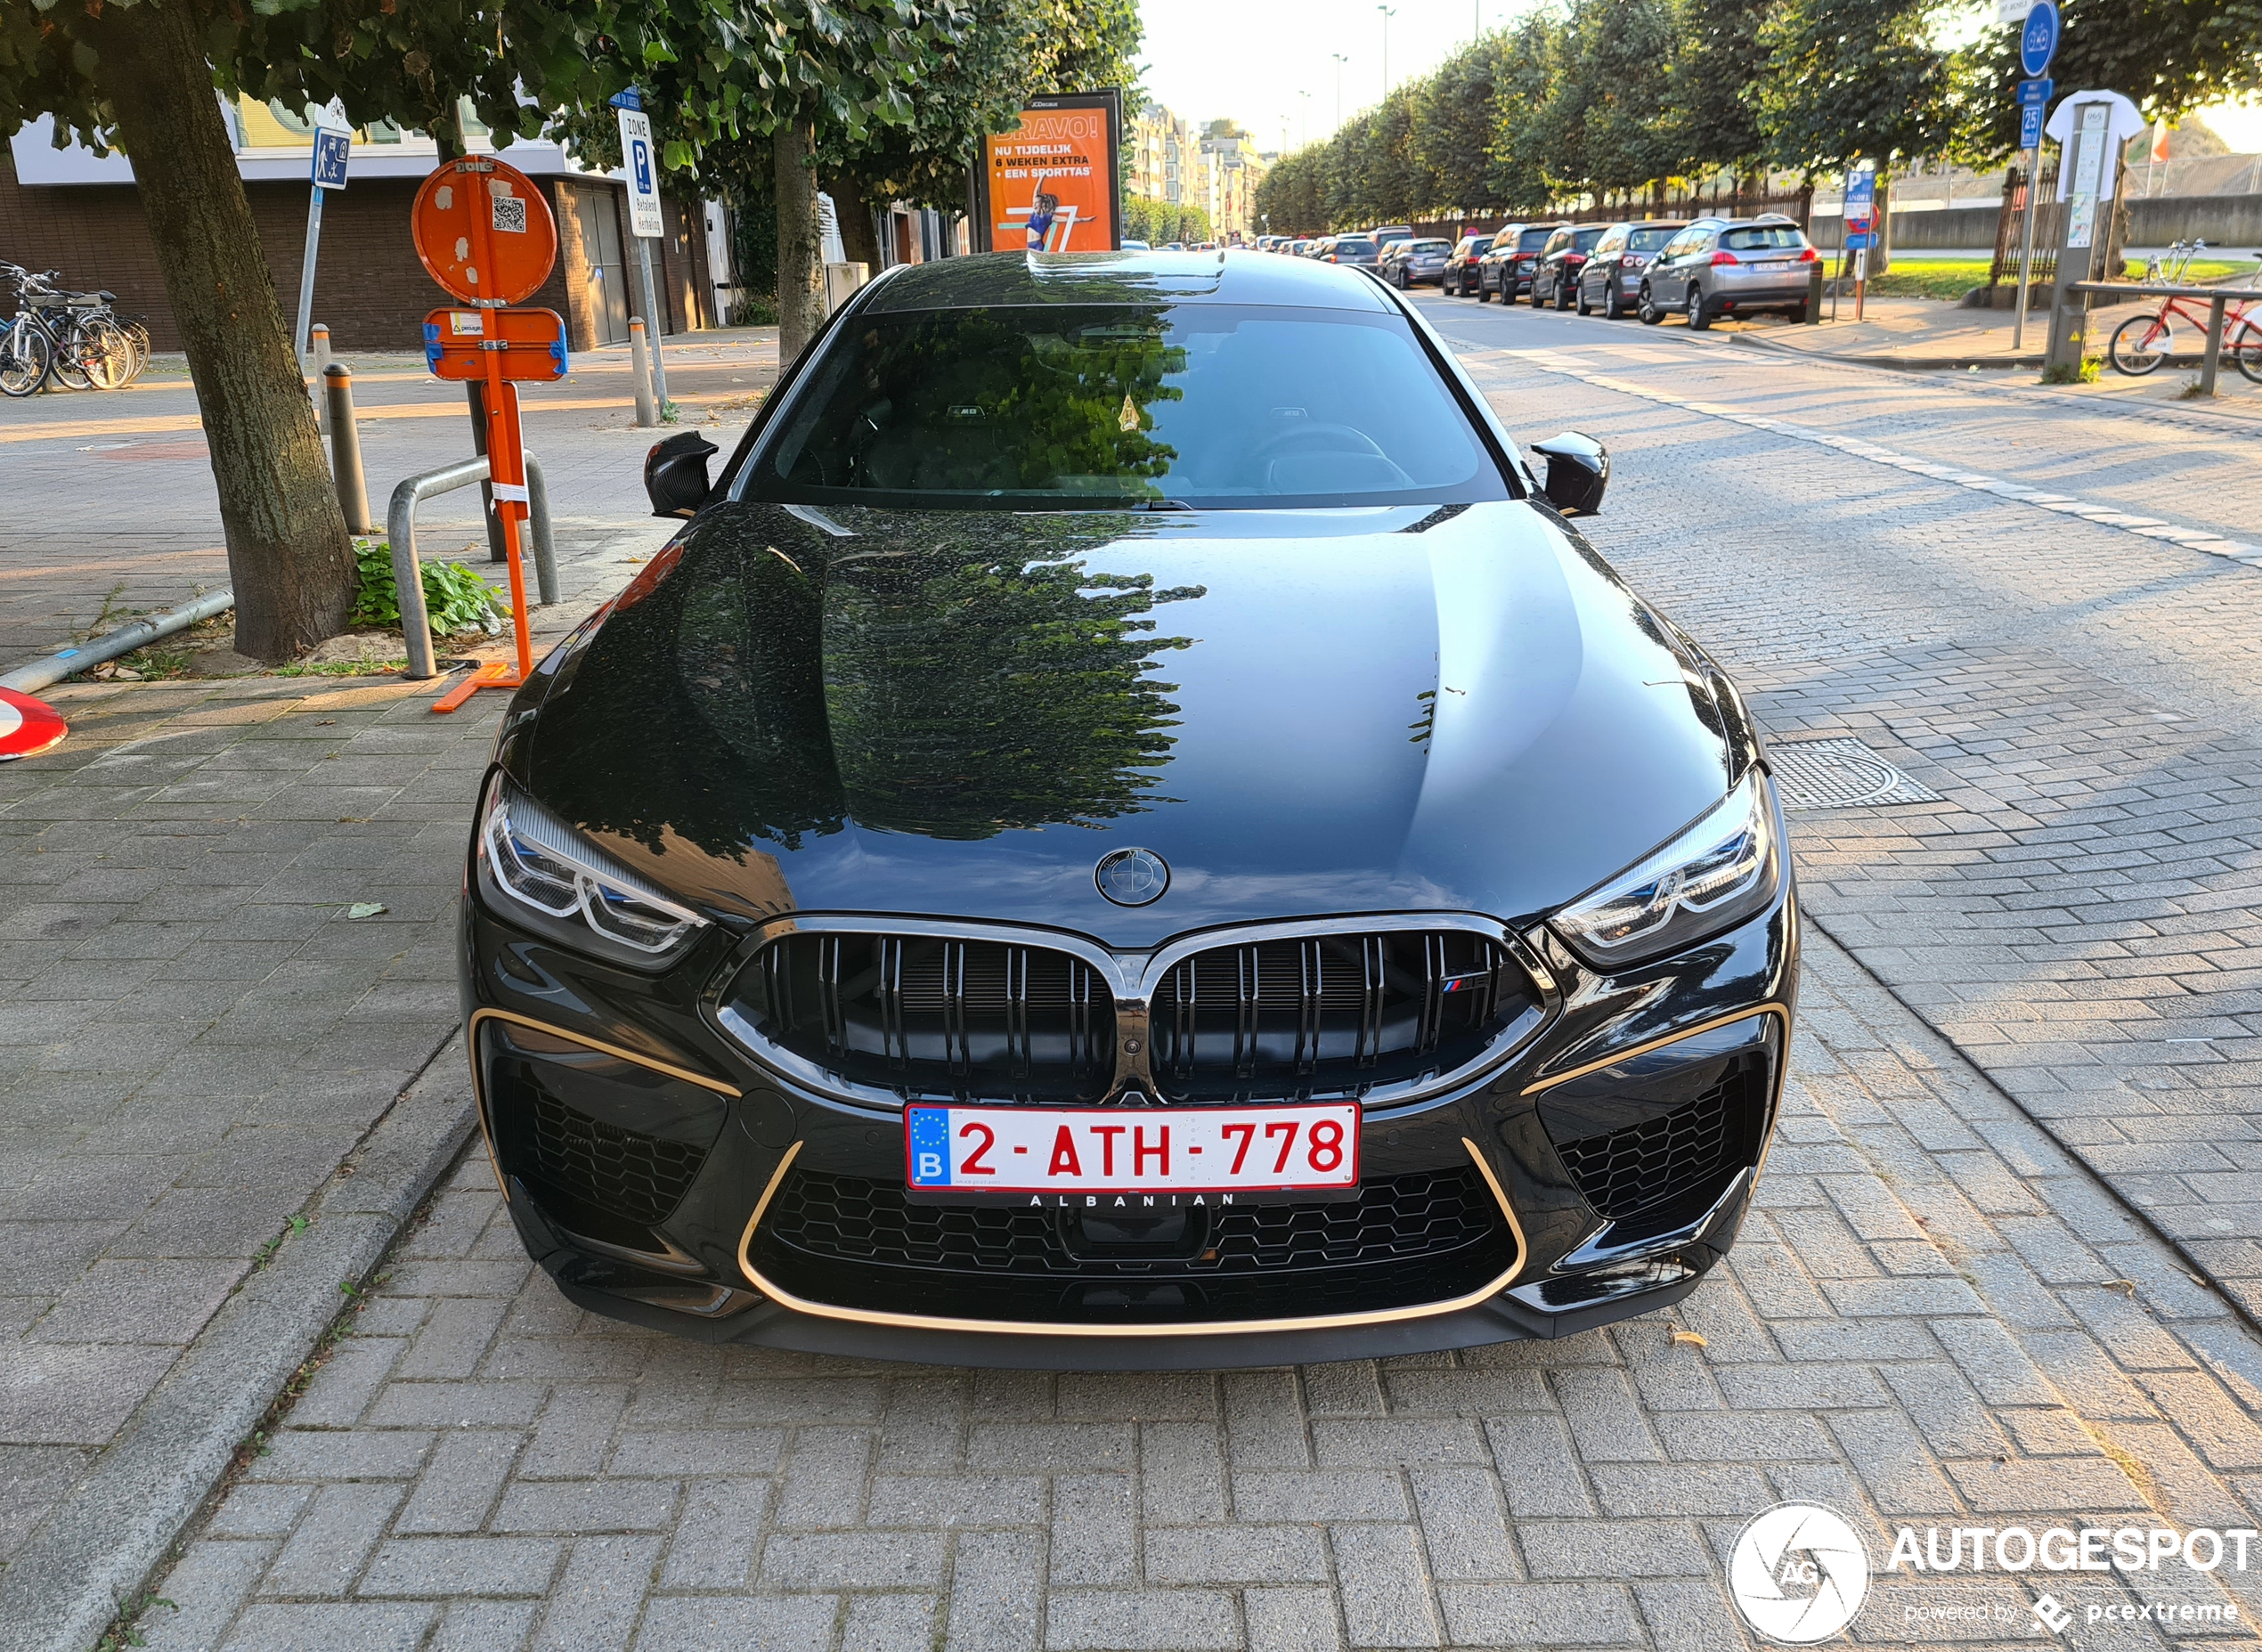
386;455;557;680
2068;281;2262;395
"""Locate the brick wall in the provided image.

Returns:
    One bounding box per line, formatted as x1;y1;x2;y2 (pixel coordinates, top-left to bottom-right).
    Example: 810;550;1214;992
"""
1;150;710;354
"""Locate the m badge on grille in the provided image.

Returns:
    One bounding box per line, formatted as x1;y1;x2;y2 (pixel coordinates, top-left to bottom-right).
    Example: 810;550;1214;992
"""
1094;847;1169;907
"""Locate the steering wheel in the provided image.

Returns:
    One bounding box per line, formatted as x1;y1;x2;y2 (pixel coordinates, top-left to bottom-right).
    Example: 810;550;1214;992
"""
1249;421;1389;463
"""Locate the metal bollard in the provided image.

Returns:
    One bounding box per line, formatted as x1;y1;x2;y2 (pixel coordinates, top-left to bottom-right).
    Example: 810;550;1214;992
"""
628;317;659;427
308;323;332;434
323;363;372;533
386;453;562;680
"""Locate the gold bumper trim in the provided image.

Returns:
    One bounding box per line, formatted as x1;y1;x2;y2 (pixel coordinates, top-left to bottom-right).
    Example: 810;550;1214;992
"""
734;1135;1528;1339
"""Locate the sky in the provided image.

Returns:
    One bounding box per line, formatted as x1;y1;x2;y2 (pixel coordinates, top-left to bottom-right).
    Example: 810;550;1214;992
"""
1133;0;2262;158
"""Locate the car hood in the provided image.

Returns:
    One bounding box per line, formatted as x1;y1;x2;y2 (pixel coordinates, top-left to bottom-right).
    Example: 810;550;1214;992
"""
519;500;1737;949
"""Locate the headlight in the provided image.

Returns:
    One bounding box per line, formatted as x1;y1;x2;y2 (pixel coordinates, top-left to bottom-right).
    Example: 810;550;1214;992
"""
476;774;706;964
1550;772;1782;968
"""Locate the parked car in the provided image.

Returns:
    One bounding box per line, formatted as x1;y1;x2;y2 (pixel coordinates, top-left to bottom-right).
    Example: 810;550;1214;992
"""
1370;224;1415;251
1477;221;1566;302
1442;233;1489;297
476;248;1794;1366
1639;216;1819;330
1575;220;1688;319
1530;225;1608;310
1322;235;1379;268
1121;239;1151;252
1383;237;1452;288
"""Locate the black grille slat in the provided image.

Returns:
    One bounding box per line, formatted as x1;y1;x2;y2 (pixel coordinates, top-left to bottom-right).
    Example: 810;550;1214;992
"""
745;933;1116;1102
735;927;1532;1104
1549;1058;1765;1224
1154;930;1526;1103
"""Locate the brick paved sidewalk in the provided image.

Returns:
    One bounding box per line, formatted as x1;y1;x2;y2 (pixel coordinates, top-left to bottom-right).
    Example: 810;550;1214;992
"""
0;469;683;1616
120;931;2262;1650
1433;305;2262;1331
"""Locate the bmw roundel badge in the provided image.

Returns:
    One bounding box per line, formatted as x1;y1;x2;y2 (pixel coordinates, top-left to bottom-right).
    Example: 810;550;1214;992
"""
1094;847;1170;907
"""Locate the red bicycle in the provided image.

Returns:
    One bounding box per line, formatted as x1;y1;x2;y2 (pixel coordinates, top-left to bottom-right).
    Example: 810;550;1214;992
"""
2108;241;2262;382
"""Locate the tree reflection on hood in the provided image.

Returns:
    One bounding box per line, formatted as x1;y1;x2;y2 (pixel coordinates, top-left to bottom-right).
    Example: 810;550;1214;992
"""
532;503;1205;868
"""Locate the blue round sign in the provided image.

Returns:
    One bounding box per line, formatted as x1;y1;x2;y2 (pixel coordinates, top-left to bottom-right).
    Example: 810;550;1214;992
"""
2020;0;2059;77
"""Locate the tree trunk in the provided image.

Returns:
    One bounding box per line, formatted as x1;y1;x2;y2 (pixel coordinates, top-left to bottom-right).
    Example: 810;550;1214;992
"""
91;0;354;662
776;122;826;361
826;173;883;272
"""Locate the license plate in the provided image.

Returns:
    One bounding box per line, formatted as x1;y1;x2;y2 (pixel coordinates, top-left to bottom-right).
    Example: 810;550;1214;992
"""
1755;259;1792;271
906;1103;1360;1206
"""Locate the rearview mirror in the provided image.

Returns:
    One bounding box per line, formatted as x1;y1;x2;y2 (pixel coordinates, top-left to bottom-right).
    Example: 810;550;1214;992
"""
1531;431;1608;517
645;431;719;519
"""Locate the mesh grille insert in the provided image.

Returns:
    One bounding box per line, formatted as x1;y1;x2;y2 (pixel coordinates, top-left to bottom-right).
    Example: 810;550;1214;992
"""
1547;1056;1765;1224
753;1165;1517;1322
521;1088;709;1229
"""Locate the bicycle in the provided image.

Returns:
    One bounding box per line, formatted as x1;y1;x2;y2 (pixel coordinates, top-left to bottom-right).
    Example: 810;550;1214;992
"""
0;264;137;395
2108;240;2262;383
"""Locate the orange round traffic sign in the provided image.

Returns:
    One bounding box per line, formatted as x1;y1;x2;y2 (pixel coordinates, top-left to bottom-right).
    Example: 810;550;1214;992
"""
0;688;67;761
411;158;557;305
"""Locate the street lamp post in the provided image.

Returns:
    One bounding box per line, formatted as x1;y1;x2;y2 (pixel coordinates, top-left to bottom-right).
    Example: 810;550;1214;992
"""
1378;7;1397;96
1331;53;1348;132
1298;90;1310;150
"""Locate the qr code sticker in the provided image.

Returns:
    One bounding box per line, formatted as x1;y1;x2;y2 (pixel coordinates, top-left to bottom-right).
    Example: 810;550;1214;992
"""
491;193;527;235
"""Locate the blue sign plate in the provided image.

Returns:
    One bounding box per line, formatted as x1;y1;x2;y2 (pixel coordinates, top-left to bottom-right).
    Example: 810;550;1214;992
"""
2020;1;2059;77
2016;77;2054;108
2020;104;2046;150
311;127;352;191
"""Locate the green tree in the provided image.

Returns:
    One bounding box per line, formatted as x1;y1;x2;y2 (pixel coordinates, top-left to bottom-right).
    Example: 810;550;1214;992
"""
1489;12;1568;211
1558;0;1683;196
0;0;940;657
819;0;1142;269
1253;151;1328;232
1963;0;2262;157
0;0;607;659
1664;0;1773;176
1412;34;1515;213
1758;0;1953;171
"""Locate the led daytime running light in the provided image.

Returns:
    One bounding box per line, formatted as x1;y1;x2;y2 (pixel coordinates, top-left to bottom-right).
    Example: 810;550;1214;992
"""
480;779;705;957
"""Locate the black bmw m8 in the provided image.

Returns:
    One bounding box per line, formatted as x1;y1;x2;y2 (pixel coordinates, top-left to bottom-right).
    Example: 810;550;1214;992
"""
460;249;1796;1368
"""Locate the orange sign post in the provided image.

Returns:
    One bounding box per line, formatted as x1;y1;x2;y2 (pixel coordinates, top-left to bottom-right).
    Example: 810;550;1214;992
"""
407;158;559;714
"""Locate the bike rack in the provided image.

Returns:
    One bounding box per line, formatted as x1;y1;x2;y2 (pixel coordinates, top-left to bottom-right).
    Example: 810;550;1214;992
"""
385;454;558;680
2070;281;2262;395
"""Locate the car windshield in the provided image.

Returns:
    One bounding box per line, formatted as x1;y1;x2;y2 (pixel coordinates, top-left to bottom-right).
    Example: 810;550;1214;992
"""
1628;227;1679;252
1721;226;1805;250
1412;240;1450;254
1572;228;1605;250
1517;229;1553;251
745;303;1509;511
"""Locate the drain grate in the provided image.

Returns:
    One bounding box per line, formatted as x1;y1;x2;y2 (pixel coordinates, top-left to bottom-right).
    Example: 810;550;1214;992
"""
1768;738;1941;810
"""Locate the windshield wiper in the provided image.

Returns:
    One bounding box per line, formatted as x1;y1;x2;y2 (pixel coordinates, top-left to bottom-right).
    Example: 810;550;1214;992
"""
1122;499;1193;512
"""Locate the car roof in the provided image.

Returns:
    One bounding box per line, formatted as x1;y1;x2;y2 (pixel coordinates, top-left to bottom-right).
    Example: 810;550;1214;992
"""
858;250;1396;313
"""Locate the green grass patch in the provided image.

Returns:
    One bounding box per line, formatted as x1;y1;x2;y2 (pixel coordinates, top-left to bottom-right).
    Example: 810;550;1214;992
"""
1858;255;2250;303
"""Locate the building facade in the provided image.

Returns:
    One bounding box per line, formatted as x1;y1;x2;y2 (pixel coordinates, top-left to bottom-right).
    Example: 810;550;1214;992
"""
1199;134;1272;242
4;99;715;355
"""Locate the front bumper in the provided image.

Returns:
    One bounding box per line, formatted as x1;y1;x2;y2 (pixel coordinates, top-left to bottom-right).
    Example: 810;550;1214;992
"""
460;832;1798;1369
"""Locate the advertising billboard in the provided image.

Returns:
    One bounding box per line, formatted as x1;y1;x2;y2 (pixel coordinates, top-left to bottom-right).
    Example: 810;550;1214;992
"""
976;91;1122;253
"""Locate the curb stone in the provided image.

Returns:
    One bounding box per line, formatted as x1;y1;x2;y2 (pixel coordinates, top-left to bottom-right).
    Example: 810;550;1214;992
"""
0;1031;476;1652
